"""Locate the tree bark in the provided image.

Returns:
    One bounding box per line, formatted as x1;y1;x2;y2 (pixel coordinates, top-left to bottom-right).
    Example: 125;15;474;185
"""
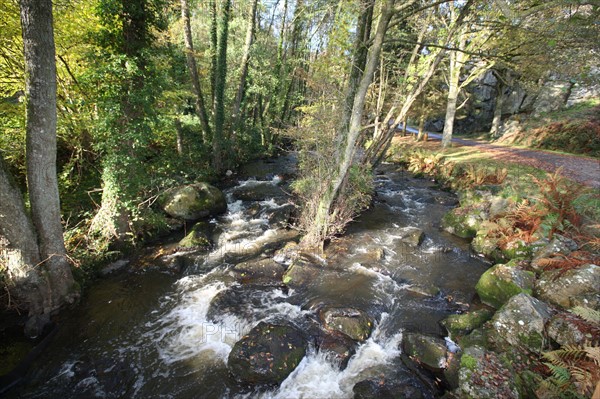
416;113;426;141
441;33;467;149
181;0;212;143
490;87;505;138
15;0;78;332
231;0;259;139
212;0;231;174
302;0;395;248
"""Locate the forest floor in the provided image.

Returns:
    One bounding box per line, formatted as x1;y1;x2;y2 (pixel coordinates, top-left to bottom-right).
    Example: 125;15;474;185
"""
398;128;600;189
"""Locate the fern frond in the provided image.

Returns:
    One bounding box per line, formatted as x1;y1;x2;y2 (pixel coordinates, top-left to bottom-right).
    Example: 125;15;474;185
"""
571;307;600;325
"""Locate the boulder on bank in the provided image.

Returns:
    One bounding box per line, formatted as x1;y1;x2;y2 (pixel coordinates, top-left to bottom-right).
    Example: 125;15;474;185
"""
227;322;307;385
318;307;373;342
475;263;535;309
160;183;226;221
546;311;599;346
535;264;600;310
487;293;551;353
402;333;448;372
458;345;519;399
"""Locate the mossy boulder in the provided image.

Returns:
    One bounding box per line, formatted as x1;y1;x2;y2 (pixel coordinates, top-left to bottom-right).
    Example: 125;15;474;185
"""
402;333;448;372
178;222;211;250
475;263;535;309
160;183;226;221
318;307;373;342
441;308;495;336
487;293;551;353
546;311;598;346
227;322;307;385
458;346;518;399
535;264;600;310
442;209;479;239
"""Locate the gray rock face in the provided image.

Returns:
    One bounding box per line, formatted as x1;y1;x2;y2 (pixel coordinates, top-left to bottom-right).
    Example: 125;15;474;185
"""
319;307;373;342
228;322;307;385
160;183;226;221
546;311;597;346
532;81;573;116
567;80;600;107
458;346;519;399
536;264;600;310
488;293;551;352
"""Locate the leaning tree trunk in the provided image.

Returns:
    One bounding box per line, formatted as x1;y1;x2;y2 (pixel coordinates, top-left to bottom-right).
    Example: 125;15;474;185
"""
12;0;78;335
231;0;259;139
301;0;395;248
181;0;212;143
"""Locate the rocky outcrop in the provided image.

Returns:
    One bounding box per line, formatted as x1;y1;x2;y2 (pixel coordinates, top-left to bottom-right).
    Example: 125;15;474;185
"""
532;81;573;116
318;307;373;342
475;263;535;309
535;264;600;310
227;322;307;385
160;183;226;221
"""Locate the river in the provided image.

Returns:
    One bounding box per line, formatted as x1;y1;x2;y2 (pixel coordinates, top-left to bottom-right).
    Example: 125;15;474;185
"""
7;154;489;398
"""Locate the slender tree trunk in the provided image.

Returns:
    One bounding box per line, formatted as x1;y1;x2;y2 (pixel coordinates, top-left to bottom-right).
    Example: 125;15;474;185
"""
175;118;184;155
181;0;212;143
13;0;78;334
416;114;426;141
490;88;505;138
302;0;395;248
209;0;218;103
231;0;259;139
442;26;468;148
212;0;231;174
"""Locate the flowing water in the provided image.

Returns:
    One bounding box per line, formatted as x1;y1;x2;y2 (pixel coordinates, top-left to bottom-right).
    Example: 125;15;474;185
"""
7;154;489;398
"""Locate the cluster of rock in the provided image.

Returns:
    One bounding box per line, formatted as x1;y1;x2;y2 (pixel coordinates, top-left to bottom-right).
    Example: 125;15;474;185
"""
433;187;600;398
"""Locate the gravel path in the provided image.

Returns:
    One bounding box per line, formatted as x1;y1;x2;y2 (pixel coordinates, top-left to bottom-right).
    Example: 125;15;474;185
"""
401;128;600;189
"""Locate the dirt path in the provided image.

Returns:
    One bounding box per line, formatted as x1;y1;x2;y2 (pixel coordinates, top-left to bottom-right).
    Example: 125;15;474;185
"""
400;127;600;189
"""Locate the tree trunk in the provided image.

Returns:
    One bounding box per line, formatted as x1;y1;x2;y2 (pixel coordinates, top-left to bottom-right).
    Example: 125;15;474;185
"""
302;0;395;248
441;34;467;149
175;118;184;155
14;0;78;334
416;114;426;141
181;0;212;143
212;0;231;174
209;0;218;103
490;87;505;138
231;0;259;139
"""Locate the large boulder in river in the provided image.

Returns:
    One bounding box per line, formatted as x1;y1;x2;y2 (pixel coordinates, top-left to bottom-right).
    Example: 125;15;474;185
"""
487;293;551;353
227;322;307;385
318;307;373;342
178;222;212;250
318;331;357;369
458;346;519;399
394;227;425;247
160;183;226;221
402;333;448;372
231;181;287;202
232;258;286;286
475;263;535;309
535;264;600;310
282;252;326;287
